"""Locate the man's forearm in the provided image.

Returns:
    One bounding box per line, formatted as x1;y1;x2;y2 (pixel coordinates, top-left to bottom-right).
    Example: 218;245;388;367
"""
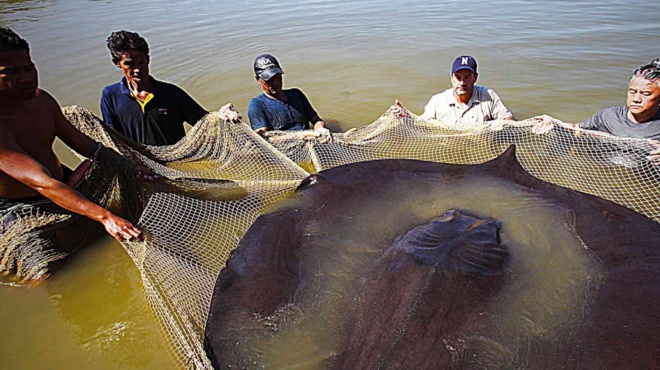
32;176;112;223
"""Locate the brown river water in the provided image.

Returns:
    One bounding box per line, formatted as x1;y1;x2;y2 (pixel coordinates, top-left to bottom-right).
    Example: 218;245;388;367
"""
1;0;658;368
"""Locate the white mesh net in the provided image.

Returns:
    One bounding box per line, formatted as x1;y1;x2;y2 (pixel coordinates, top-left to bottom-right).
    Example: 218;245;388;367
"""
3;104;658;368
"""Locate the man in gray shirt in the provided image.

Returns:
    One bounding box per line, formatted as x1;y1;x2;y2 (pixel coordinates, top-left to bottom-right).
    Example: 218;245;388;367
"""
535;59;660;141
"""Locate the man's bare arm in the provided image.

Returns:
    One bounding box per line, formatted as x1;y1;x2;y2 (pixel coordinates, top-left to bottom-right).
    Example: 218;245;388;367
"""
42;92;97;157
0;132;141;241
48;93;158;181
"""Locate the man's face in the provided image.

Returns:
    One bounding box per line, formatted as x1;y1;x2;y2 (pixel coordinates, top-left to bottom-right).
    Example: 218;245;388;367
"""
0;49;38;100
116;49;149;85
627;76;660;122
450;69;477;100
258;73;283;96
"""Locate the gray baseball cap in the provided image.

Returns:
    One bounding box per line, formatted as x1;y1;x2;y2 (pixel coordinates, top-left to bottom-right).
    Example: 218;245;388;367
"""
254;54;284;81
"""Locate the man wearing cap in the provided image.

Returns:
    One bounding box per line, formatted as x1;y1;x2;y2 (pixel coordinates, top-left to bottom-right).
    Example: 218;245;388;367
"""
247;54;330;136
419;55;513;128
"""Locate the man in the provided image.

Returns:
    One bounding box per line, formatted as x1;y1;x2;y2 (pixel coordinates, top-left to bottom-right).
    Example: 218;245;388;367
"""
100;30;207;146
0;26;148;242
400;55;513;128
247;54;330;137
534;59;660;141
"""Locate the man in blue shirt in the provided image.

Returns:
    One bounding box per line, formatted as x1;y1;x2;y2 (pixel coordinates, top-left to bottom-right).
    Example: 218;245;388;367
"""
247;54;330;137
100;31;207;146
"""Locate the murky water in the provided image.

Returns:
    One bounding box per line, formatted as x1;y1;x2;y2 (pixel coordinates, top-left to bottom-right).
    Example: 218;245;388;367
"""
1;0;658;368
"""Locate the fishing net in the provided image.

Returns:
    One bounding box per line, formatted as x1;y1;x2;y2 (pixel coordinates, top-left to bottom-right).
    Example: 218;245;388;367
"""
0;145;136;281
2;103;659;368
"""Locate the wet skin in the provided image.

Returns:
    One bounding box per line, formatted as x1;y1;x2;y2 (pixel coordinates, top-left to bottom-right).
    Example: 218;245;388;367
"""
0;49;143;242
205;147;660;369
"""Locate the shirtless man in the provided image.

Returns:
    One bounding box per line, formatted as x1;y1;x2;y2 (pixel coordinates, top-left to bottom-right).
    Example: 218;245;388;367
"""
0;26;148;242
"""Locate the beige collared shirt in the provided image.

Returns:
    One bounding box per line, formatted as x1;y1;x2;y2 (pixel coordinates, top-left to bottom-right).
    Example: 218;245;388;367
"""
421;85;513;129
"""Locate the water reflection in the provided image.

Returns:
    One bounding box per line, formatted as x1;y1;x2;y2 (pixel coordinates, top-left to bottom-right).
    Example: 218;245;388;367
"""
0;239;174;369
0;0;54;22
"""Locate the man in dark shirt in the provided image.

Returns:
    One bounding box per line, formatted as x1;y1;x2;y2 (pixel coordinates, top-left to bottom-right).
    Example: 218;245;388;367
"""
100;31;207;146
247;54;330;138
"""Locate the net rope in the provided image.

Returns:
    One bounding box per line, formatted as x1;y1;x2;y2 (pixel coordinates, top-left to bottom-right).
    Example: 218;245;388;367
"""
2;104;659;368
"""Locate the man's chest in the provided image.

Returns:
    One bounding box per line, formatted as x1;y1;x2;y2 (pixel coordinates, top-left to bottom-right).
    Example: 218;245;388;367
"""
439;102;492;125
2;110;56;150
114;95;181;123
266;101;305;123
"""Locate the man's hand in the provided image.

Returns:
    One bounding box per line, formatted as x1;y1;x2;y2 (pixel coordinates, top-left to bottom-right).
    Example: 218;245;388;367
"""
134;163;159;182
314;125;333;143
531;115;559;134
102;213;143;242
391;100;409;118
647;140;660;165
489;120;507;131
218;103;242;123
531;115;579;134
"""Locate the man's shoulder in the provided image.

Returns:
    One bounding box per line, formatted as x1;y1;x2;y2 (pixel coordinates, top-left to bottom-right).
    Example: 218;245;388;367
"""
153;78;177;89
247;94;270;115
153;78;188;96
435;88;453;97
0;89;57;119
599;105;626;114
596;105;628;120
30;89;61;113
428;88;453;101
285;88;307;99
474;85;500;97
248;93;268;106
0;89;58;139
101;81;127;100
580;106;627;128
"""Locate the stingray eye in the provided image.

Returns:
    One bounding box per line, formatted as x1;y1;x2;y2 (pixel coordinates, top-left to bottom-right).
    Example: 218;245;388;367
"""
296;174;324;191
438;210;456;221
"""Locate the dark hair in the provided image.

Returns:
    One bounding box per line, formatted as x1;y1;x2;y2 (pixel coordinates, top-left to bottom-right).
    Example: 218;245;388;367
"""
631;58;660;84
0;26;30;52
106;30;149;64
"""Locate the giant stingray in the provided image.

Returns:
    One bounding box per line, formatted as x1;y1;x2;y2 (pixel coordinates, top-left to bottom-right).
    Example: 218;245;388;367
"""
204;146;660;369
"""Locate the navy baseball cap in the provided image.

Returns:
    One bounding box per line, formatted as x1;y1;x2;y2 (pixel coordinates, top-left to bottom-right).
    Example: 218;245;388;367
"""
254;54;284;81
451;55;478;74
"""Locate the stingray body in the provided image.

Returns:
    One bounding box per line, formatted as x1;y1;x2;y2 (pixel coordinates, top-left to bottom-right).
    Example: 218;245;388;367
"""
334;209;510;369
204;147;660;369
